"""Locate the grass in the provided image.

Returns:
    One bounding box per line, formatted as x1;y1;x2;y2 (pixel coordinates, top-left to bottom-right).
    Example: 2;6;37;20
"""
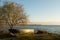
0;30;60;40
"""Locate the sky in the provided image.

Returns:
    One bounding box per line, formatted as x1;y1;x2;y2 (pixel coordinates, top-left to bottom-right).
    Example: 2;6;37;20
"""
1;0;60;24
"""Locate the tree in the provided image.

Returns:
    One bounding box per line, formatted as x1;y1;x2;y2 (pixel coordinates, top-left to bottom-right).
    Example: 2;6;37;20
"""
0;2;28;29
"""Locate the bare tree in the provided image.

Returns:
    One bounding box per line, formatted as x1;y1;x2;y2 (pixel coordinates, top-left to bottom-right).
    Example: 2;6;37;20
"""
0;2;28;29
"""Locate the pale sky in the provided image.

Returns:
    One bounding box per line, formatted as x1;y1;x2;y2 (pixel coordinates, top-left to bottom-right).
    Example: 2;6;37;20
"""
1;0;60;24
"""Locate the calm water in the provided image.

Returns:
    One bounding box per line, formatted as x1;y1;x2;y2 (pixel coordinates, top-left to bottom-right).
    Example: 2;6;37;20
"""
2;25;60;34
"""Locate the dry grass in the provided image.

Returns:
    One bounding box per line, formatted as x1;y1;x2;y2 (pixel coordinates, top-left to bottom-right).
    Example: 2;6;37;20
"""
0;30;60;40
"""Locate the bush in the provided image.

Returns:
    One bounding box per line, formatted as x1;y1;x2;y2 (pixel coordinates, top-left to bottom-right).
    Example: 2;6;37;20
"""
8;29;20;34
36;30;48;34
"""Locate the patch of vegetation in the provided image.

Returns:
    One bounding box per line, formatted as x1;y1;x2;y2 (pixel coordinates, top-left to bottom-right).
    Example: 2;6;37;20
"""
0;30;60;40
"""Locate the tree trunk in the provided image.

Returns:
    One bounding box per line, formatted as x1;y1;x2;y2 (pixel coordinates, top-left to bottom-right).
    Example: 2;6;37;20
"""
10;24;13;29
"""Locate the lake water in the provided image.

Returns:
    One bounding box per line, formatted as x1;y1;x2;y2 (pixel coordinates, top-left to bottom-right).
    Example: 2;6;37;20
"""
2;25;60;34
